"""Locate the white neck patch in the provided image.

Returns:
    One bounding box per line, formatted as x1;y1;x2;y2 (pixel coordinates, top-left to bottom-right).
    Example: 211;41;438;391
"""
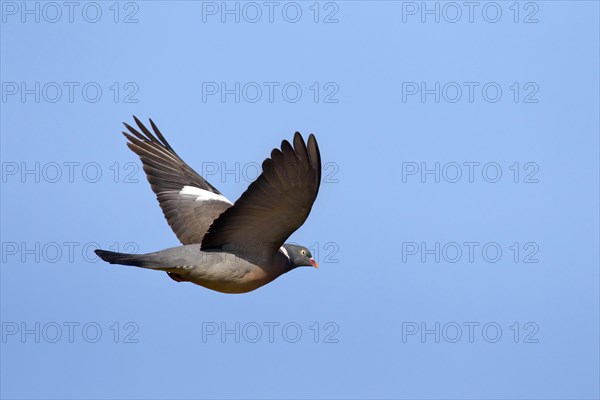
279;246;290;260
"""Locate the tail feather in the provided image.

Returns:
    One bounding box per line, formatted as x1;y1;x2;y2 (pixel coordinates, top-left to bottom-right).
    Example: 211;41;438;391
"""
95;249;157;268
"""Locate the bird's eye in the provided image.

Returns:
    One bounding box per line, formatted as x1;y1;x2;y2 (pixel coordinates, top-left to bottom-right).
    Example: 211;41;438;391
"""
301;250;306;255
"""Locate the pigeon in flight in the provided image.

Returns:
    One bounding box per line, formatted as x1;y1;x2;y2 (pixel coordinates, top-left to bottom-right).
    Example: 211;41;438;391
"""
95;117;322;294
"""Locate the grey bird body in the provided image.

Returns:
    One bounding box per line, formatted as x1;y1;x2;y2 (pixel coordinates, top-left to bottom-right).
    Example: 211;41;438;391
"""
95;117;321;294
97;245;292;293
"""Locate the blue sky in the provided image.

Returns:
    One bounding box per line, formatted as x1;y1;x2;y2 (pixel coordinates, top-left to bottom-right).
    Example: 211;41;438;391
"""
1;1;598;399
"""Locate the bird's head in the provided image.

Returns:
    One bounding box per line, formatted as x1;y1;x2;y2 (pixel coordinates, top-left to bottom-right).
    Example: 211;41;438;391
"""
281;244;319;269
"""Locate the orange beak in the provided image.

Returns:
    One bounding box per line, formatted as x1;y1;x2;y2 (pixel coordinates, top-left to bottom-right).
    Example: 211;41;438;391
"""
310;258;319;268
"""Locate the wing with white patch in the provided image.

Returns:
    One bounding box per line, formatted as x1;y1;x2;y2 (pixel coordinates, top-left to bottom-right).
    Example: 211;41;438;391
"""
122;117;232;245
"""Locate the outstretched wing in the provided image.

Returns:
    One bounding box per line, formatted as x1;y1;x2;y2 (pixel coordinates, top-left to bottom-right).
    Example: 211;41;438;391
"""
201;132;321;257
123;116;232;245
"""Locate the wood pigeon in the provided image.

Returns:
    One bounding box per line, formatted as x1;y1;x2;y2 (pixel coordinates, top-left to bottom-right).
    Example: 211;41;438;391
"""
95;117;321;294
